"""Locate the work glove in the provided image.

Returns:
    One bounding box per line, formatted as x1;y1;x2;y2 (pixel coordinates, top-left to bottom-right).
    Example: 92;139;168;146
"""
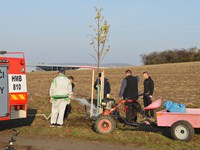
149;95;153;100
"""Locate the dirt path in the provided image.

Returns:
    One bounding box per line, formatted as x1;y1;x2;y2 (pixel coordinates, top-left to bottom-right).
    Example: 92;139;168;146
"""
0;130;145;150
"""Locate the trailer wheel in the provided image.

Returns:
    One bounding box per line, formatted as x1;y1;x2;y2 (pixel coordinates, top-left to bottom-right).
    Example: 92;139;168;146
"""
171;120;194;142
94;116;116;134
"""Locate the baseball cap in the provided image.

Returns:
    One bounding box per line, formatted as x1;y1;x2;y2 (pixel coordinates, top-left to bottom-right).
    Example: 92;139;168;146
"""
58;68;65;74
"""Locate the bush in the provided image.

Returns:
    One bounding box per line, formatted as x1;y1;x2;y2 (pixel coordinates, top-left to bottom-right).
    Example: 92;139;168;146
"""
141;47;200;65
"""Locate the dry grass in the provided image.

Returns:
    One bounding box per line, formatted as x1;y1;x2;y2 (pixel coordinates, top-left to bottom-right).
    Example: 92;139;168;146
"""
21;62;200;149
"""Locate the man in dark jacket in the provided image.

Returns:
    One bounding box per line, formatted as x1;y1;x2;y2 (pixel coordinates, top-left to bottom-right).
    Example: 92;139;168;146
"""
142;71;154;118
94;73;111;98
119;70;141;123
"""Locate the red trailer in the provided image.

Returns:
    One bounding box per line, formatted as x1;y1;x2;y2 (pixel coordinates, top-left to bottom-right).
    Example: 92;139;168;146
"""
0;51;28;121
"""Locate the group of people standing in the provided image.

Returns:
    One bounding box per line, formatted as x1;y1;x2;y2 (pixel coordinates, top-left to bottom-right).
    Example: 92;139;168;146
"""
92;69;154;124
119;70;154;123
49;68;154;127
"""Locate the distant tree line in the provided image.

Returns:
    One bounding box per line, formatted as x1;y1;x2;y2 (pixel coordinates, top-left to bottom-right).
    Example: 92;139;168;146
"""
140;47;200;65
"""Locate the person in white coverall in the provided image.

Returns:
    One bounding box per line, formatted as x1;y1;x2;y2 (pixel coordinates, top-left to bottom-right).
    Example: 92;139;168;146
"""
49;69;72;127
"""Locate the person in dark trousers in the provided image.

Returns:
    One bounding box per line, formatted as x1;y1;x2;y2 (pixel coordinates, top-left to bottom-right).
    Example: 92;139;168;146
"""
142;71;154;118
64;76;75;119
94;73;111;98
119;70;141;123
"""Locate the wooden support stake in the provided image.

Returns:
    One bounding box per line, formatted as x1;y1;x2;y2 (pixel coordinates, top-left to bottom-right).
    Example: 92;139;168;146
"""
101;70;105;99
100;70;105;114
90;69;95;117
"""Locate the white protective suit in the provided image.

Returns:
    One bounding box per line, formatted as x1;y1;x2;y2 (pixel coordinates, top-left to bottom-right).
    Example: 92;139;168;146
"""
49;73;72;125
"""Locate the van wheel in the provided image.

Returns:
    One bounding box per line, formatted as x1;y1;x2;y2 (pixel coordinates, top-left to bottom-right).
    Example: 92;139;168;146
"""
171;120;194;142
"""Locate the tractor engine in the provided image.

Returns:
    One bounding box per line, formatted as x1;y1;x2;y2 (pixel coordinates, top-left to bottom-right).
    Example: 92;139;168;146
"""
101;98;116;110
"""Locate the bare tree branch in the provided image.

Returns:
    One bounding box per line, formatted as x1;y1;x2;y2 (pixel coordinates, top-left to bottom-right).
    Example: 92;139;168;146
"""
89;53;98;63
100;45;110;63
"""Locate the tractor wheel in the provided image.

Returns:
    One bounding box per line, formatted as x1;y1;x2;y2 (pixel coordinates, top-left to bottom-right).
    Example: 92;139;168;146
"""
94;116;116;134
170;120;194;142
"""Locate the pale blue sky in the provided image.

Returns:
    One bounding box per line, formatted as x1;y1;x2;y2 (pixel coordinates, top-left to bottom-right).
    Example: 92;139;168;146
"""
0;0;200;65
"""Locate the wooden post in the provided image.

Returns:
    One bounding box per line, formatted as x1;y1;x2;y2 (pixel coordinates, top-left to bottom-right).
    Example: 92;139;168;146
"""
90;69;95;117
100;70;105;114
101;70;105;99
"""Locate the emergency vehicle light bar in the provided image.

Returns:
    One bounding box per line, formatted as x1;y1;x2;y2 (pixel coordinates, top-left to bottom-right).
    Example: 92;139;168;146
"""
0;60;9;63
0;51;25;58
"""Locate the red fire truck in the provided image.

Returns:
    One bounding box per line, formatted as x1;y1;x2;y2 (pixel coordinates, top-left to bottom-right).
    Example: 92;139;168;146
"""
0;51;28;121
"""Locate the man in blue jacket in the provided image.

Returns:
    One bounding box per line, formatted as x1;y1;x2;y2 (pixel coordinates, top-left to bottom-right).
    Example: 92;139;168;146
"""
94;73;111;98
